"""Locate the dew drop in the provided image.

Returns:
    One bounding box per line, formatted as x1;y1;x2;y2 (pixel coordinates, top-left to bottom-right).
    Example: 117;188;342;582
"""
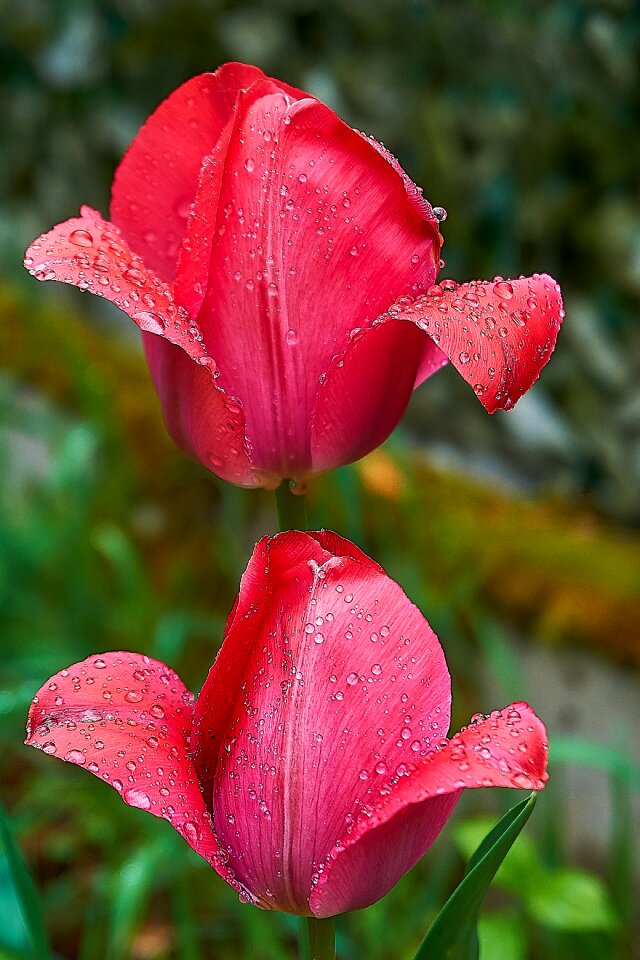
432;206;448;222
244;158;255;173
69;229;93;247
494;280;514;300
125;788;151;809
184;820;201;840
65;749;86;764
133;311;165;335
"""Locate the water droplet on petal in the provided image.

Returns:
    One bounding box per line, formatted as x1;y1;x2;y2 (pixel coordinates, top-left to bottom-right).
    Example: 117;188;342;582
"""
494;280;514;300
125;788;151;809
69;229;93;247
133;311;165;335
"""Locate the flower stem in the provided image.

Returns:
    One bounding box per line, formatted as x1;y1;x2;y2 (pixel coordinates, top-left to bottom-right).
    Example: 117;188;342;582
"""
275;481;308;531
301;916;336;960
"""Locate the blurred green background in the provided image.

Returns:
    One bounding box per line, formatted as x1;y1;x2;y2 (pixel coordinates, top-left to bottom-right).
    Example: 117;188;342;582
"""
1;1;639;958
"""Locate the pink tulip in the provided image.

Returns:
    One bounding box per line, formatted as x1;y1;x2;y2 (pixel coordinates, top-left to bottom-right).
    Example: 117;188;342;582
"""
26;531;548;916
24;64;564;491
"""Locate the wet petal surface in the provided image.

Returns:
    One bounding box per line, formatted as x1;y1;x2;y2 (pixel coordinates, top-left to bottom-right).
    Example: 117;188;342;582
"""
25;652;240;890
311;702;548;916
389;274;564;411
193;532;450;913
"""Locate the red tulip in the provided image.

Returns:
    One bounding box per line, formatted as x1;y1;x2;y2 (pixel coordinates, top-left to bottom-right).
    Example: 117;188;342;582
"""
24;64;564;490
26;531;548;916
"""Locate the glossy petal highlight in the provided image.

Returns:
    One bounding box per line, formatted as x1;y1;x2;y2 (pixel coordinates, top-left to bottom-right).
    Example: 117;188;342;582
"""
195;92;440;477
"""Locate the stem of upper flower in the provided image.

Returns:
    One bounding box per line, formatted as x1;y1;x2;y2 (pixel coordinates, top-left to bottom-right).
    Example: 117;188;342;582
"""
275;480;308;531
301;916;336;960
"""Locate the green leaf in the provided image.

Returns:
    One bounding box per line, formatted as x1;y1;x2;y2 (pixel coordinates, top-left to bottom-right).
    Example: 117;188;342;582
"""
105;841;166;960
0;804;50;959
452;811;618;934
526;868;618;933
412;794;537;960
452;816;545;893
477;913;527;960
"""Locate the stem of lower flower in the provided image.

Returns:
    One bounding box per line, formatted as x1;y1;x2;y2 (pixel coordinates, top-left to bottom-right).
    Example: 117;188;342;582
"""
275;480;308;531
301;916;336;960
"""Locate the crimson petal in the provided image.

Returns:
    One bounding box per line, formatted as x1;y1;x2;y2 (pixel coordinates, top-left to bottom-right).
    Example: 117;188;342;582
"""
391;274;564;412
111;64;306;282
192;92;441;478
25;652;244;894
23;207;254;487
310;702;548;916
192;532;451;914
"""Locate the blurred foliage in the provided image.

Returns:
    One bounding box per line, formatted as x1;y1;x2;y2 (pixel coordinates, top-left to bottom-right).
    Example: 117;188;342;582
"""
2;1;640;958
2;0;640;519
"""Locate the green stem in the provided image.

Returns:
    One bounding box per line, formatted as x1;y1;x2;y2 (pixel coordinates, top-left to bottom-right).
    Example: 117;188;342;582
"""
301;916;336;960
275;480;308;531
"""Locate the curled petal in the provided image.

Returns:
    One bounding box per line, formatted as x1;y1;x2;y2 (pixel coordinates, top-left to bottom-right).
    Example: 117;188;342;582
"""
24;207;207;362
193;532;451;914
310;702;548;916
24;207;255;487
25;652;243;893
389;274;564;412
111;64;307;281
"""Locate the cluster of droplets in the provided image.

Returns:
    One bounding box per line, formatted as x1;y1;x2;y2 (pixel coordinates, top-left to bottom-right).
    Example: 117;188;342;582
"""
24;211;213;367
380;273;563;410
27;654;222;866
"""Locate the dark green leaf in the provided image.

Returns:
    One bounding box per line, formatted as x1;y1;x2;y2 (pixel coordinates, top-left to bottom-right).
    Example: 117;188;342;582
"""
412;794;537;960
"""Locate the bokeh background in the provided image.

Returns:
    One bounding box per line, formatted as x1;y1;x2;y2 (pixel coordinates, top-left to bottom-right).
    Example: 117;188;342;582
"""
1;1;639;958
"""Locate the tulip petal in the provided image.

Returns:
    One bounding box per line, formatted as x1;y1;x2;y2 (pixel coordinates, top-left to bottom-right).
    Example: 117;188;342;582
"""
24;207;255;486
110;63;306;282
193;531;451;914
310;320;442;475
174;78;286;321
310;702;548;916
390;274;565;412
25;652;244;894
24;206;207;361
194;92;441;477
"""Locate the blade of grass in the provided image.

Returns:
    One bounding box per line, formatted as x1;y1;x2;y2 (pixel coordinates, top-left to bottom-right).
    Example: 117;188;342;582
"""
0;804;50;960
